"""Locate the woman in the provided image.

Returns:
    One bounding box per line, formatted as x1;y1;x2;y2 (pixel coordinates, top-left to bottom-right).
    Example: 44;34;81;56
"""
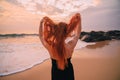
39;13;81;80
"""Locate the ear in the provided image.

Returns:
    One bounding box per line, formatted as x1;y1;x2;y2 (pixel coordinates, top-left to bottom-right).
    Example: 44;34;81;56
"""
67;13;81;34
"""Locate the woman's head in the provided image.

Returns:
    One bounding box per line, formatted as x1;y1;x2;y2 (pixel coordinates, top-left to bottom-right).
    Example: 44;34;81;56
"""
44;21;67;45
57;22;67;39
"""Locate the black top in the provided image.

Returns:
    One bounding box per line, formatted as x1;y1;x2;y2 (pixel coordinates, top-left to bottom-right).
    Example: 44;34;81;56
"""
51;58;74;80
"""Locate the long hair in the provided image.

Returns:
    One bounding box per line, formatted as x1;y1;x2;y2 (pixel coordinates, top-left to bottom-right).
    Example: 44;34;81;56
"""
42;13;80;70
52;22;68;70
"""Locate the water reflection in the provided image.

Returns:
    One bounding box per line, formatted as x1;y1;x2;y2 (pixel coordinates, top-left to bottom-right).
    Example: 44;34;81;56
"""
86;40;110;49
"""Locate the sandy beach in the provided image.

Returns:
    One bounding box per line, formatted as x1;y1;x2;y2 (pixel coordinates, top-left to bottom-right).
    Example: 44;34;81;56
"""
0;40;120;80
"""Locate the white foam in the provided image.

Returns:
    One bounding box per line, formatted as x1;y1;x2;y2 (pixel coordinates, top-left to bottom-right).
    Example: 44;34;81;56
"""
0;37;95;76
75;40;95;50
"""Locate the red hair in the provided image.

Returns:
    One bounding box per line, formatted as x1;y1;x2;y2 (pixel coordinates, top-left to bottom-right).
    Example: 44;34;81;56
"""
41;13;81;70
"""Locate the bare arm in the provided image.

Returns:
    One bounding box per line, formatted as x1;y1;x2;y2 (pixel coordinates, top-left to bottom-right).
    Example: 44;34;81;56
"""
39;17;55;49
66;13;81;49
39;18;49;49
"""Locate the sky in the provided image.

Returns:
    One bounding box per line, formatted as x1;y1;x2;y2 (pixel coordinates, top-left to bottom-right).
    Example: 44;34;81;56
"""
0;0;120;34
81;0;120;31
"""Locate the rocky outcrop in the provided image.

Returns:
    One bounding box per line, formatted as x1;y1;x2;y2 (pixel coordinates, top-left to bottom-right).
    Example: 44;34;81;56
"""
80;30;120;42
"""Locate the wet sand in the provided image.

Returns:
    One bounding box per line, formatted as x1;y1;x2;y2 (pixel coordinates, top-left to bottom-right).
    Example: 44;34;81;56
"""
0;40;120;80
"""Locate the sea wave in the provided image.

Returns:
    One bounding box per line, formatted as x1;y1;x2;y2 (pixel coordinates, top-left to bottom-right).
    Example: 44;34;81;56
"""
0;36;95;76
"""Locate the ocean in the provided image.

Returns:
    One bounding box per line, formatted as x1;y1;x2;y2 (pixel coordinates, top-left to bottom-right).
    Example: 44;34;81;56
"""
0;34;95;76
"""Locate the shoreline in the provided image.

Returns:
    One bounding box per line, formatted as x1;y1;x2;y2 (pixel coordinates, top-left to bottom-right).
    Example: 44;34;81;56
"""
0;58;50;77
0;40;120;80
